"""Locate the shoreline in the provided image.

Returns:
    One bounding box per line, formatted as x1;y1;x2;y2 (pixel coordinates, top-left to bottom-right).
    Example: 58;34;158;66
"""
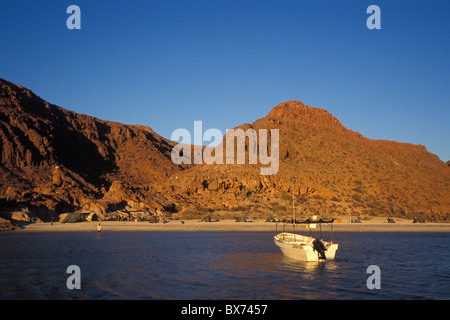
12;219;450;233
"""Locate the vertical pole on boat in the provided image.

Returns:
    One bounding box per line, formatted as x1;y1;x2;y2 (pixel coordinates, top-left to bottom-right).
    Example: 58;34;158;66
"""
331;222;333;244
320;222;323;240
292;180;295;241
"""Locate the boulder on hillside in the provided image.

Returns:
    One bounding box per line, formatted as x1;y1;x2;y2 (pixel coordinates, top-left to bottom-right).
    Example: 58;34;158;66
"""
0;217;19;231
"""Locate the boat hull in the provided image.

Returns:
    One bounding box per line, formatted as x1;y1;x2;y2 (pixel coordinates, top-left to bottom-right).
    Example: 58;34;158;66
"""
274;232;338;261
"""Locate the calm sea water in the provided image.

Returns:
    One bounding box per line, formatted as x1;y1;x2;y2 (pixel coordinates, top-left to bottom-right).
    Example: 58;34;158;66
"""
0;231;449;300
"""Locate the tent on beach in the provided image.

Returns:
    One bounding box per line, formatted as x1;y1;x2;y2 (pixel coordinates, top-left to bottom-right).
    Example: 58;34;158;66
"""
148;216;159;223
86;212;98;222
200;216;219;222
61;212;90;223
201;216;212;222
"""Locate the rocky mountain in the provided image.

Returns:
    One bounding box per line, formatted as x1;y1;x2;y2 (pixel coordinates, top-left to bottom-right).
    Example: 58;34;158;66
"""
166;101;450;222
0;78;182;223
1;78;449;226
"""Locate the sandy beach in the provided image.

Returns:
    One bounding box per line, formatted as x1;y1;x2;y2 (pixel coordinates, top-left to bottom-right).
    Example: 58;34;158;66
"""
16;217;450;233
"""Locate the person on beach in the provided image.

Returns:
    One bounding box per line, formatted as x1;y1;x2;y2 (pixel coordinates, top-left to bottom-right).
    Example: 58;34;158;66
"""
97;223;102;236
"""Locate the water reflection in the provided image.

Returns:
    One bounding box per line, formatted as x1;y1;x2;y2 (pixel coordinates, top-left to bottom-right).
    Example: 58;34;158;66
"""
204;250;344;299
279;256;339;273
1;231;449;299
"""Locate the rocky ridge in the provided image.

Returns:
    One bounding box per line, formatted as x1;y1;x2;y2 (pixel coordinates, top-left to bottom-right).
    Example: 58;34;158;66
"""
1;79;449;228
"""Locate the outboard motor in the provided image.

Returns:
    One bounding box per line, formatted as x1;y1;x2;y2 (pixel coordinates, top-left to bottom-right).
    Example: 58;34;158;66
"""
313;239;327;260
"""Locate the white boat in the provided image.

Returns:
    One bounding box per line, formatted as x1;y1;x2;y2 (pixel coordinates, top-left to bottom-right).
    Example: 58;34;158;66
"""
274;218;338;261
273;182;338;261
274;222;338;261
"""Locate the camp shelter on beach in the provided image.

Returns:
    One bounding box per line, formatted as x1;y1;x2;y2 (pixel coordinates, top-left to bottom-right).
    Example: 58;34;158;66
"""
61;212;93;223
200;216;220;222
86;212;98;221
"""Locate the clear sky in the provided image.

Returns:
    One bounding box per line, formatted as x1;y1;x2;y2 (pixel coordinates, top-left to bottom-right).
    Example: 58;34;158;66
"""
1;0;449;161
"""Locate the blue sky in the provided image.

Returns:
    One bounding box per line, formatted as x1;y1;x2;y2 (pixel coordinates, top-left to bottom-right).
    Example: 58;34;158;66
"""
1;0;449;161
